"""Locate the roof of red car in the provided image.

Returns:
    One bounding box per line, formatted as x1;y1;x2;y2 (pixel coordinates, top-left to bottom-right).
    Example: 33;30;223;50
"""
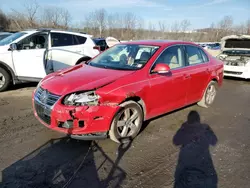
121;40;197;46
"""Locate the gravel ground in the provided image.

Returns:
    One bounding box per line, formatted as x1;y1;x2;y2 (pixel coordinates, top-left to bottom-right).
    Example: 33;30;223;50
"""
0;78;250;188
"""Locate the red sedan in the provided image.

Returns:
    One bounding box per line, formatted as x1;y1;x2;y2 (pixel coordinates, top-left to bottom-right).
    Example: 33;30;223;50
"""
32;40;224;143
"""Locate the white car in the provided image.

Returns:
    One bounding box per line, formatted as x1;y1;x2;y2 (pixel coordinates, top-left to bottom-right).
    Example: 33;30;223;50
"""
217;35;250;79
0;29;100;92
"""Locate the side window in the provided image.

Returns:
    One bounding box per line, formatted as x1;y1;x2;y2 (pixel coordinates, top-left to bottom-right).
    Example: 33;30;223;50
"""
51;33;75;47
199;48;209;62
75;35;87;45
185;46;204;65
154;46;185;69
17;33;47;50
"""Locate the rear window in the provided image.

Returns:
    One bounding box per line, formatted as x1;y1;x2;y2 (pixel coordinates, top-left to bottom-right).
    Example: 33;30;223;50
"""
75;35;87;45
51;33;76;47
185;46;204;65
225;39;250;49
199;48;209;62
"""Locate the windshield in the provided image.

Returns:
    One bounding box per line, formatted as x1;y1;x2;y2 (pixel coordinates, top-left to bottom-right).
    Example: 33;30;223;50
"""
0;34;11;41
0;32;27;46
88;44;159;70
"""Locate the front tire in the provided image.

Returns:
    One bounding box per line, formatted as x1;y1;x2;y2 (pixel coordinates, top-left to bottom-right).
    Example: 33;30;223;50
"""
0;68;11;92
197;80;217;108
109;101;144;143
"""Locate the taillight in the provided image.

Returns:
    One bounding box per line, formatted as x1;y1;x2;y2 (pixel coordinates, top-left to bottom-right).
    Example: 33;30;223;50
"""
93;46;101;51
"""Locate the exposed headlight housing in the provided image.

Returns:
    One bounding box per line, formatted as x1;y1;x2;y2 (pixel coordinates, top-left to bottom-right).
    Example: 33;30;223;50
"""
63;91;100;106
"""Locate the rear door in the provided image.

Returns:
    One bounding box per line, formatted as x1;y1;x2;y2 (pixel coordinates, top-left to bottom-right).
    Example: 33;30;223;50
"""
49;32;84;71
183;45;211;104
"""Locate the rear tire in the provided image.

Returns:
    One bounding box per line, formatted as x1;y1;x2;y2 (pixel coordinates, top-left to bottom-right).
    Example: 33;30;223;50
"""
109;101;144;143
0;67;11;92
197;80;217;108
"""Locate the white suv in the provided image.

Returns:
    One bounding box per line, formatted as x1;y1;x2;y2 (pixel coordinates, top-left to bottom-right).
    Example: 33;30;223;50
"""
0;29;100;92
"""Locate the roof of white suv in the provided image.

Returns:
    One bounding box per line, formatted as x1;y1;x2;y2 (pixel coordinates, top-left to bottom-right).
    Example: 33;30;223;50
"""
22;29;93;37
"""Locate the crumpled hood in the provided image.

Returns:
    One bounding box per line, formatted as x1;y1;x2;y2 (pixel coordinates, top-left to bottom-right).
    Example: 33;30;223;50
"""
40;64;135;96
0;45;9;54
221;35;250;51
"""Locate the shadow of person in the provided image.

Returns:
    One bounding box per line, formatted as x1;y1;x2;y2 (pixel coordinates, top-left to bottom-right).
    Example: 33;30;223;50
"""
173;110;218;188
102;137;133;188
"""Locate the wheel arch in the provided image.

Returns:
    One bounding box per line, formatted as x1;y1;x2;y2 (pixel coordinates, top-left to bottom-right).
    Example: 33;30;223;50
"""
75;56;92;65
211;77;218;83
119;96;147;120
0;61;16;84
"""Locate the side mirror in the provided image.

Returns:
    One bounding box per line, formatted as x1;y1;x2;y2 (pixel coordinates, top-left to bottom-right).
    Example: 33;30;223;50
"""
152;63;171;74
9;43;17;51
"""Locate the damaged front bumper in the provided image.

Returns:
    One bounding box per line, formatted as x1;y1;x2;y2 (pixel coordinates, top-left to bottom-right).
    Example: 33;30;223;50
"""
32;90;120;140
223;65;250;79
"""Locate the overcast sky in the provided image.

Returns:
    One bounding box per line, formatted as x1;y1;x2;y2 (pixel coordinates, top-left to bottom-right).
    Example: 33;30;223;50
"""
1;0;249;29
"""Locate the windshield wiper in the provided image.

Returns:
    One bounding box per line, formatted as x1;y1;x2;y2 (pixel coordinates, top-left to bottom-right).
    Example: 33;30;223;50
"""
88;62;138;71
88;62;110;69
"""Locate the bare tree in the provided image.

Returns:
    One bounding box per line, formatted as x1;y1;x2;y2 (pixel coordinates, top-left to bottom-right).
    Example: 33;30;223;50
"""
122;12;137;40
23;0;39;27
158;21;167;38
246;19;250;34
8;10;30;30
136;16;145;39
84;12;98;36
0;9;10;31
217;15;233;38
180;19;191;32
41;6;71;29
148;22;156;39
170;21;181;39
94;9;107;37
85;9;107;37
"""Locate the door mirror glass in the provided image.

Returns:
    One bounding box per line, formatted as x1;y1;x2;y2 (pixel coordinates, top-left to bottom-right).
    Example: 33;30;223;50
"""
152;63;171;74
9;43;17;51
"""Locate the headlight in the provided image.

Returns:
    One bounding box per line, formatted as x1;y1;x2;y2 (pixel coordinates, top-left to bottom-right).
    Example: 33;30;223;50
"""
63;91;100;106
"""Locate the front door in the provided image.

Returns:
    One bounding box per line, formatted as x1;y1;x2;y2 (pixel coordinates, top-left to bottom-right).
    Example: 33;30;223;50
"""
12;32;48;80
147;45;190;118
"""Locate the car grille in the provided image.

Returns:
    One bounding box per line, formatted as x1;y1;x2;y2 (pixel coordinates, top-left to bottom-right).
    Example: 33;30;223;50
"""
35;87;61;106
224;71;242;75
34;102;52;124
224;61;245;67
34;87;61;125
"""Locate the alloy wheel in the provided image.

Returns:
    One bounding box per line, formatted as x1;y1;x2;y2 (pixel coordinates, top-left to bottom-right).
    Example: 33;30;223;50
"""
0;73;6;88
206;84;216;105
116;107;140;137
